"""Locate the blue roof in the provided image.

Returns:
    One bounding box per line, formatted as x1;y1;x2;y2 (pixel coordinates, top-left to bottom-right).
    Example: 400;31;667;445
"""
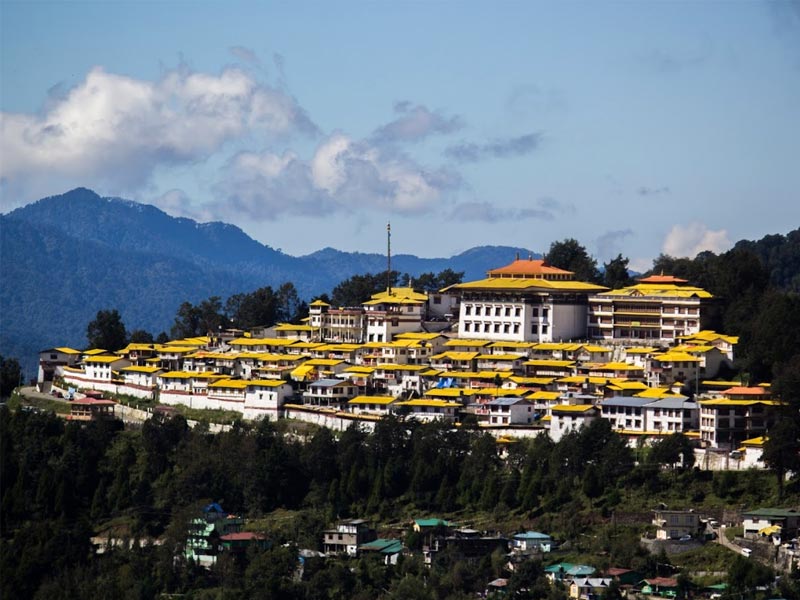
514;530;551;540
487;397;528;406
312;378;349;388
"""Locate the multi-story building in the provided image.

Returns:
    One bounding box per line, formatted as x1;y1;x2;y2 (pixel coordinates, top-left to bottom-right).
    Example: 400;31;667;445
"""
445;257;606;343
588;275;713;344
699;386;781;448
322;519;376;556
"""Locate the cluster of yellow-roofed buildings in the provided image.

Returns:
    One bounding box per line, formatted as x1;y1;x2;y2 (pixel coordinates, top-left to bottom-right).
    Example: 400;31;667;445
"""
37;257;780;464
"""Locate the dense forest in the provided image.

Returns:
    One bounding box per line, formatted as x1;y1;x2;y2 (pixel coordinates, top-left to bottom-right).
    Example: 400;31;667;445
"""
2;403;799;599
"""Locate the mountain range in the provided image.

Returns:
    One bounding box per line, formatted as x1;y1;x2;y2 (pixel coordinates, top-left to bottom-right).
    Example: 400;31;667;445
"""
0;188;538;376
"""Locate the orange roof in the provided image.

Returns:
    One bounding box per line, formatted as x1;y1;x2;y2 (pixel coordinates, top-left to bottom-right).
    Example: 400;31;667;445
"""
487;258;573;278
637;274;688;284
722;386;768;396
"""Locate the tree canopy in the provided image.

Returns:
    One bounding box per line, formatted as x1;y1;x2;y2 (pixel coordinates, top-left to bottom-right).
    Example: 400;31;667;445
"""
86;309;128;351
545;238;600;283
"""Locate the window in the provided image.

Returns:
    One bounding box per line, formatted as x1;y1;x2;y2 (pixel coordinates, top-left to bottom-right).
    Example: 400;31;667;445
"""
484;323;490;332
475;306;482;316
542;308;549;319
494;323;500;333
504;324;510;333
505;307;511;316
495;306;502;316
532;308;539;317
465;306;472;315
515;307;521;317
542;325;548;334
433;296;441;304
513;324;520;334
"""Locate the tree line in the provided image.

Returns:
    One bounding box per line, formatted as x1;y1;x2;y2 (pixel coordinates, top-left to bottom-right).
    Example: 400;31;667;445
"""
4;402;787;599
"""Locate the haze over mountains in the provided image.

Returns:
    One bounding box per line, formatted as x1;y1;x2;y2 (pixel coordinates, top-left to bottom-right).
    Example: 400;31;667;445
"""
0;188;537;375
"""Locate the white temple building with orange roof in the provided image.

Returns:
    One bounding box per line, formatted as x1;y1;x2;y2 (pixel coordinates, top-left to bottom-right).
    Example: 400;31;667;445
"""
443;256;607;343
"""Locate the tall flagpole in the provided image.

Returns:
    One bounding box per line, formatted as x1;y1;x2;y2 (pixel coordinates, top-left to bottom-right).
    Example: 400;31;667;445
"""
387;222;392;295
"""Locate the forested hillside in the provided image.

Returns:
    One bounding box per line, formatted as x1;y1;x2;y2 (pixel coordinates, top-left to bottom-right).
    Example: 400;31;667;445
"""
1;407;793;599
0;188;535;375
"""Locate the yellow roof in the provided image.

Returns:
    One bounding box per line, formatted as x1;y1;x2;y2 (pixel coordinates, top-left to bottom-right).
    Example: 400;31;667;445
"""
396;399;461;408
208;379;248;389
606;381;650;391
394;332;444;341
348;396;396;405
476;353;524;361
159;371;195;379
120;343;155;352
508;376;555;385
551;404;597;413
424;388;475;398
624;347;658;354
290;364;316;380
527;391;561;400
310;299;330;306
52;347;82;354
634;388;682;399
741;435;767;447
84;355;126;364
444;339;493;348
247;380;288;388
363;287;427;305
303;358;344;366
701;380;743;387
274;323;313;331
652;352;701;363
82;348;109;356
600;282;713;298
581;345;612;353
533;342;584;351
154;345;198;353
432;351;479;361
343;366;377;374
374;364;427;371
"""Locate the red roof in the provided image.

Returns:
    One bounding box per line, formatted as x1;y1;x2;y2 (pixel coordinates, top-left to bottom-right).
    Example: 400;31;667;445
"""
644;578;678;587
71;398;116;406
637;275;688;284
488;259;573;277
722;386;768;396
220;532;266;542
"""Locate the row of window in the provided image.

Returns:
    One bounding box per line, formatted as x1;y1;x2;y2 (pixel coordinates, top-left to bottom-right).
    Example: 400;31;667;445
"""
460;322;551;335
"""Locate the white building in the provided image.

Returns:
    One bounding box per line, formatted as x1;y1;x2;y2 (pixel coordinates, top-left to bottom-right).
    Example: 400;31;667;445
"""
549;404;599;442
445;257;606;343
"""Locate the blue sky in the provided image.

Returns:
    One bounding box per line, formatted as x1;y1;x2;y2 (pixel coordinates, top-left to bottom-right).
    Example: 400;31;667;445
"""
2;1;799;271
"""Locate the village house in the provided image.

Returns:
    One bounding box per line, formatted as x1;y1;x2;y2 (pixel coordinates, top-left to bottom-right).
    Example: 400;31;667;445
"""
652;508;701;540
394;398;461;422
346;395;396;417
302;378;357;407
486;397;536;426
36;346;82;390
742;508;800;540
322;519;376;556
550;404;599;442
243;380;293;421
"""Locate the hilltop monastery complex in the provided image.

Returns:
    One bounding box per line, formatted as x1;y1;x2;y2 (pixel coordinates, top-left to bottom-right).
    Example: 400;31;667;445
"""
38;257;777;467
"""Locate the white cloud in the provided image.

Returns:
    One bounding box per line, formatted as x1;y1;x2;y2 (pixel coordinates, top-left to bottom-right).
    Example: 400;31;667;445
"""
213;133;460;220
0;65;315;209
662;222;732;258
371;102;464;144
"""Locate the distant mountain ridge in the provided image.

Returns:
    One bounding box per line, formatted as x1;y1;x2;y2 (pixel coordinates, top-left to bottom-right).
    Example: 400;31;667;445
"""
1;188;539;375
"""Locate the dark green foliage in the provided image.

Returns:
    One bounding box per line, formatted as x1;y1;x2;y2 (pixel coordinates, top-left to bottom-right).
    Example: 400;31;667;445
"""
602;254;633;289
0;354;23;398
86;308;128;351
330;271;400;307
545;238;600;283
